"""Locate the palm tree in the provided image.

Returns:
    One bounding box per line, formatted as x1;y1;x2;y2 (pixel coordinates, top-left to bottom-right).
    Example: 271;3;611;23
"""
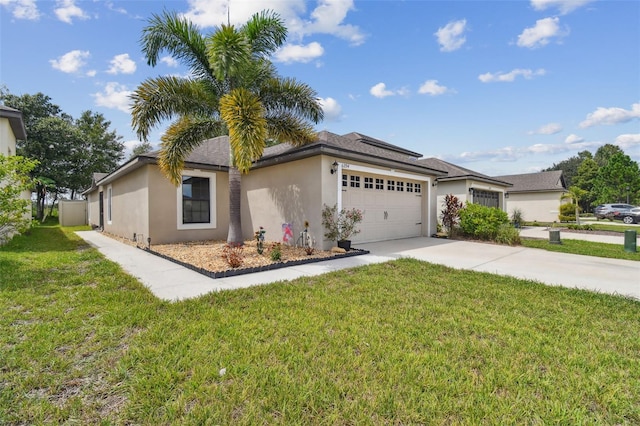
130;10;323;244
561;186;587;225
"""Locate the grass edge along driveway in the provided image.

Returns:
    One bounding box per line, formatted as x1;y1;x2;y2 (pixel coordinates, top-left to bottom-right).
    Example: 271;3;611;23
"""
1;224;639;424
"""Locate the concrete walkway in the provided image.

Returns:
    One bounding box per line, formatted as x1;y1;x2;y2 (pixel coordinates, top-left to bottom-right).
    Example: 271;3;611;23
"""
76;230;640;302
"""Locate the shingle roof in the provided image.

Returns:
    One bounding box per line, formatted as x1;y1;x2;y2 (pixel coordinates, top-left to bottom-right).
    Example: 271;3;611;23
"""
494;170;566;193
0;105;27;140
417;157;512;187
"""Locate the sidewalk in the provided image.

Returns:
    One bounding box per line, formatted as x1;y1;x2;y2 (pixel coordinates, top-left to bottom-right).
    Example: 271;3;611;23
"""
76;231;640;302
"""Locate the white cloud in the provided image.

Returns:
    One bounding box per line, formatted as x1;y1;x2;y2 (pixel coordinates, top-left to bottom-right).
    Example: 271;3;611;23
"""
370;82;395;99
318;97;342;121
564;134;584;144
579;103;640;128
181;0;365;45
274;42;324;64
530;0;595;15
92;82;132;113
0;0;40;20
49;50;90;74
517;17;564;49
614;133;640;150
54;0;89;24
529;123;562;135
107;53;136;75
478;68;546;83
160;56;178;68
434;19;467;52
418;80;450;96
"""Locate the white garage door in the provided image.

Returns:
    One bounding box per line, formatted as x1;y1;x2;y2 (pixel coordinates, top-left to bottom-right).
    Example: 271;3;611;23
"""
342;172;423;243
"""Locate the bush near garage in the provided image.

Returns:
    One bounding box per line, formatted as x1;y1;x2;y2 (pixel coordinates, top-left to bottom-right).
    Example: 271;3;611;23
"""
458;203;510;240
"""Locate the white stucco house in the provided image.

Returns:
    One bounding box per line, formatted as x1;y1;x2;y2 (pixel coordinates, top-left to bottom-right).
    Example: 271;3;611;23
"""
494;170;568;223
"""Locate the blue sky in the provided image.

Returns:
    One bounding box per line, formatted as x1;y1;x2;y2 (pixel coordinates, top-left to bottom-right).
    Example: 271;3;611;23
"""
1;0;638;176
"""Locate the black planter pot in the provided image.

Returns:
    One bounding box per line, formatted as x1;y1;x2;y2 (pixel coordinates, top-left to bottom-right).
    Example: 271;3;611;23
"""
337;240;351;251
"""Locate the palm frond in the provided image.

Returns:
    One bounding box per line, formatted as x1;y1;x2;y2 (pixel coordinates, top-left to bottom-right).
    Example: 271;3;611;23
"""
220;89;267;173
158;117;227;185
265;114;318;147
260;77;324;124
130;77;219;141
206;25;252;83
242;10;287;57
141;11;211;79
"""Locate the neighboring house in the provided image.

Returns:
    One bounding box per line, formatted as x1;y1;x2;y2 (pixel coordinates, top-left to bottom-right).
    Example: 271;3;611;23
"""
0;105;30;242
84;131;447;249
494;170;567;223
416;158;512;220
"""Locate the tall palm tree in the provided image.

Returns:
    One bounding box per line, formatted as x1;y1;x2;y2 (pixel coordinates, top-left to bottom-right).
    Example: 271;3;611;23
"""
130;10;323;244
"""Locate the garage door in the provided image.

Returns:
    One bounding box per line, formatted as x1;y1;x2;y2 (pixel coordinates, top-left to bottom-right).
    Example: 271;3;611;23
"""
342;172;423;243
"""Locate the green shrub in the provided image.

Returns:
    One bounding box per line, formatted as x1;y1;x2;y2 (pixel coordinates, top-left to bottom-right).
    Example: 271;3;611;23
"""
559;203;580;222
459;203;510;240
495;224;521;245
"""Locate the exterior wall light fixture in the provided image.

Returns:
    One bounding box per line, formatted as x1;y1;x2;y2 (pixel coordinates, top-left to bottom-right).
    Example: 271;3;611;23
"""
330;161;339;174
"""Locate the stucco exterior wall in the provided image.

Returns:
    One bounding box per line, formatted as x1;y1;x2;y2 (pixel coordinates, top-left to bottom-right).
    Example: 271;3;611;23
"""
102;165;150;242
0;119;16;156
148;166;229;244
242;156;325;248
506;192;564;223
87;190;100;228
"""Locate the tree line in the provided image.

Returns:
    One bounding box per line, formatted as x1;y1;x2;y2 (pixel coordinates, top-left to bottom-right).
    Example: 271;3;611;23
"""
0;87;125;220
544;144;640;211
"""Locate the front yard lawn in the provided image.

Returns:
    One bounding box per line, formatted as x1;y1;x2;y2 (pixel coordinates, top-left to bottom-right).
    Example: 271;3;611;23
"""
1;224;639;424
522;238;640;261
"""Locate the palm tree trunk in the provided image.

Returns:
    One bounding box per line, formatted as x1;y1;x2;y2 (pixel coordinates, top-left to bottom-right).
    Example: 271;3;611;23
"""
227;166;243;245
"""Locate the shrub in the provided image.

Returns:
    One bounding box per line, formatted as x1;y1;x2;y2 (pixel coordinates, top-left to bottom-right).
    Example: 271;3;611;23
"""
222;244;244;268
440;194;464;236
459;203;509;240
559;203;579;222
270;243;282;261
321;204;363;241
510;208;524;227
495;224;521;246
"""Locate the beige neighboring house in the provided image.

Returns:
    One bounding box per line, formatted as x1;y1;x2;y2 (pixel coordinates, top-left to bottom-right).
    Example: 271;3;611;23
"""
84;131;447;250
494;170;567;223
416;158;512;221
0;105;30;243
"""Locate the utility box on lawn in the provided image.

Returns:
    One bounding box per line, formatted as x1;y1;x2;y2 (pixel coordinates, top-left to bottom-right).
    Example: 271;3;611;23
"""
549;229;561;244
624;230;637;253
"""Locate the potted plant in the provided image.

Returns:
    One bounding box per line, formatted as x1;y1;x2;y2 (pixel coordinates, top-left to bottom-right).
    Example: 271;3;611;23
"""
321;204;364;251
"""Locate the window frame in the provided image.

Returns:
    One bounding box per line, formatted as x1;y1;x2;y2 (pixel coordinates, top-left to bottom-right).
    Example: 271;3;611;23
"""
177;170;217;230
106;185;113;224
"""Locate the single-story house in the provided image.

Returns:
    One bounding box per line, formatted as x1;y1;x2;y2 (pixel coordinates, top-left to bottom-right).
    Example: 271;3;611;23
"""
493;170;567;223
84;131;448;250
416;158;512;219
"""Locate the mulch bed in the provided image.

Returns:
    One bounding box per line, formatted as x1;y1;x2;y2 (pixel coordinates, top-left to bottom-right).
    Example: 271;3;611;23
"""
103;233;369;278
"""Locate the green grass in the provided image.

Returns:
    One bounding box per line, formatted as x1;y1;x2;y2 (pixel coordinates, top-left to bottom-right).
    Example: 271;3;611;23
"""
522;238;640;261
2;225;639;424
525;221;638;233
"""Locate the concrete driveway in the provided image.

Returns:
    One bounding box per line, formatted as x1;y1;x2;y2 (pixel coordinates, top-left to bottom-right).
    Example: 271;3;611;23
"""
77;231;639;302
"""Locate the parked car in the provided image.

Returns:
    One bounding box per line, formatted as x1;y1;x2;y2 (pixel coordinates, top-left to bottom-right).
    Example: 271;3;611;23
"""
594;203;636;220
611;207;640;224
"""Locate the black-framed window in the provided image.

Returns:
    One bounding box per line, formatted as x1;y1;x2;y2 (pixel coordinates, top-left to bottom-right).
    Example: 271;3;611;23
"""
415;183;421;194
397;181;404;192
342;174;348;187
350;175;360;188
407;182;414;193
375;178;384;190
182;176;210;224
364;177;373;189
387;180;395;191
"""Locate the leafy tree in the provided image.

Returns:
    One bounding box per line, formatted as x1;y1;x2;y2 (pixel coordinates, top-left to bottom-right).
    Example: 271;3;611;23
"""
1;91;124;218
0;155;37;243
131;10;323;244
560;186;587;225
130;141;155;159
594;144;623;168
593;152;640;205
544;150;592;187
573;157;599;211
